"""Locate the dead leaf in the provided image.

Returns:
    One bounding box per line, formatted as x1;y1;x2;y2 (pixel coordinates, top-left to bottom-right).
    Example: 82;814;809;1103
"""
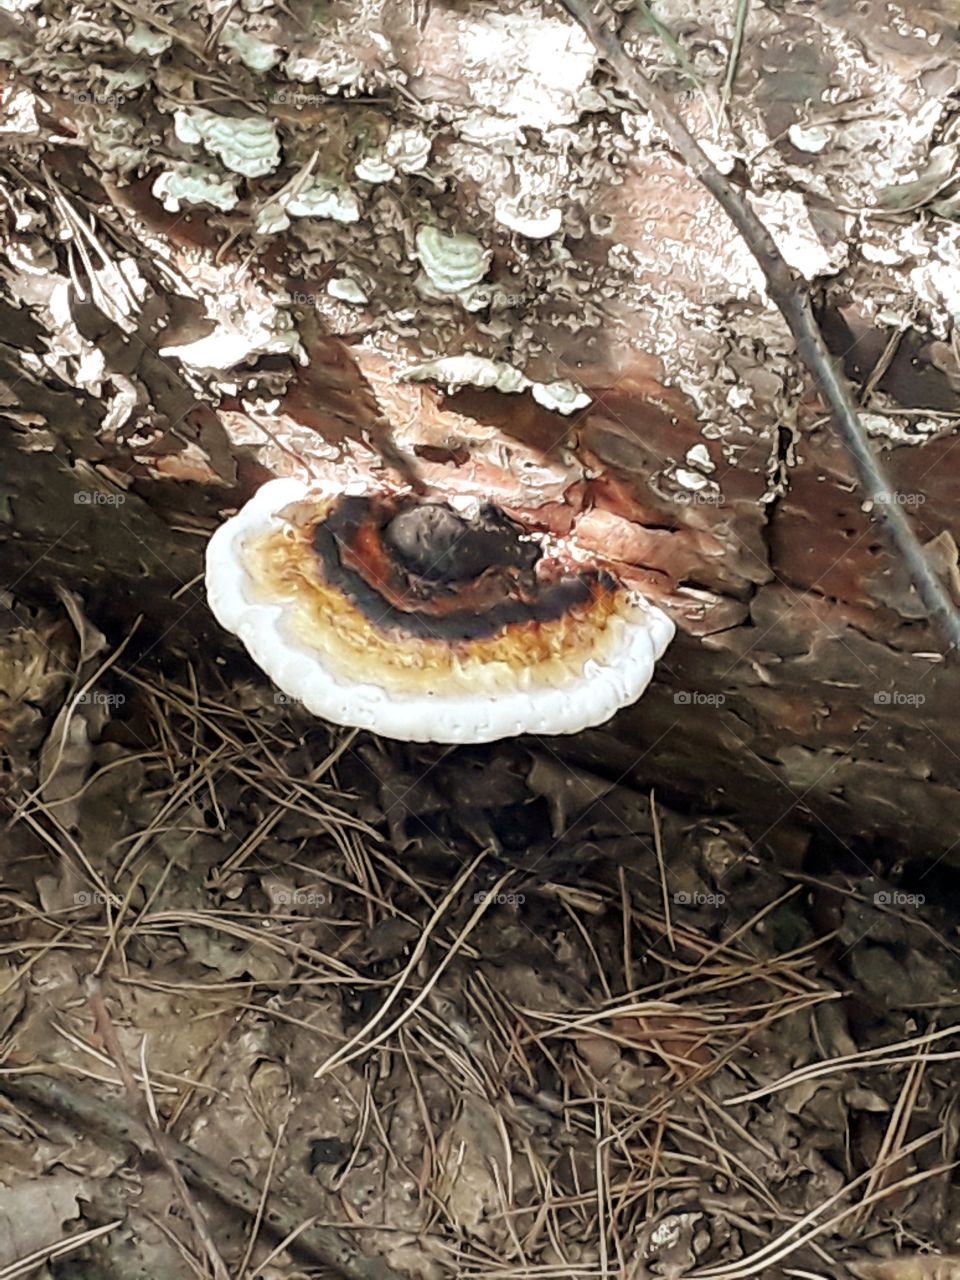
876;146;958;212
38;705;98;830
575;1032;622;1077
37;590;112;828
53;585;107;668
610;1008;714;1079
436;1096;507;1240
0;964;26;1043
0;1174;90;1266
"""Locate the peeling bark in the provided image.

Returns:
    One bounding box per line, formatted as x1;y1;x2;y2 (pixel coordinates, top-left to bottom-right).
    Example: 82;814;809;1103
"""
2;0;960;860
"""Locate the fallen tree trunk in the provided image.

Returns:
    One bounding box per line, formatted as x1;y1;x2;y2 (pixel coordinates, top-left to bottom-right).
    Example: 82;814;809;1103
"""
2;0;959;862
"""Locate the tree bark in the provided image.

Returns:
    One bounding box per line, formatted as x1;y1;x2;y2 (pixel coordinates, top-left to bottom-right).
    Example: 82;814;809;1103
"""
2;0;959;861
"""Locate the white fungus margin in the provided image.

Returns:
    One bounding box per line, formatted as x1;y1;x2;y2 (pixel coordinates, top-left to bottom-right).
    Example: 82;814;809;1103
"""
206;478;676;744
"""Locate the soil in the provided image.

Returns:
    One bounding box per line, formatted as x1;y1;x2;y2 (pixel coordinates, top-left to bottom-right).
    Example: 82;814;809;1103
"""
1;602;959;1278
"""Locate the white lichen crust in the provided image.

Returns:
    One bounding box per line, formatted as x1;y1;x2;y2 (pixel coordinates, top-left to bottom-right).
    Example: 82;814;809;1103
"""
175;108;281;179
414;226;492;295
152;165;240;213
206;479;675;744
402;358;591;416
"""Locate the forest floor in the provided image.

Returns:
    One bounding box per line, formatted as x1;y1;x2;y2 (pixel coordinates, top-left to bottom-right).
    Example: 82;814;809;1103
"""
1;595;959;1280
3;0;960;1276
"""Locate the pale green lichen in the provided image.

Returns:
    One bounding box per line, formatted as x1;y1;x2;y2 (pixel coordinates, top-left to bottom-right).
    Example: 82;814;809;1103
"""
327;277;368;304
413;273;505;313
531;380;591;414
413;274;489;313
87;113;150;173
458;285;498;313
414;226;491;295
384;127;431;174
787;122;832;153
403;356;528;395
222;27;280;72
152;165;239;213
460;112;521;148
255;202;290;234
97;64;150;95
286;181;360;223
353;121;426;184
402;356;590;416
285;50;363;90
355;155;395;184
494;196;562;240
124;21;171;55
175;107;280;179
257;179;360;233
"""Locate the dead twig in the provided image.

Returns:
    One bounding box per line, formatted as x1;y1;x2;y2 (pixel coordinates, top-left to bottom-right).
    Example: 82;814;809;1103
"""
0;1071;406;1280
721;0;750;106
88;980;232;1280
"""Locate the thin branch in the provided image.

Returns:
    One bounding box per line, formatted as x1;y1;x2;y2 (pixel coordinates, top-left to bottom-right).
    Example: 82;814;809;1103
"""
0;1071;405;1280
722;0;750;106
88;981;231;1280
557;0;960;652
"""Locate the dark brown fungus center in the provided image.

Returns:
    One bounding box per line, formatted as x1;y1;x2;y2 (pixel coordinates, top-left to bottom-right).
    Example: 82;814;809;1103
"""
310;496;613;643
383;502;539;582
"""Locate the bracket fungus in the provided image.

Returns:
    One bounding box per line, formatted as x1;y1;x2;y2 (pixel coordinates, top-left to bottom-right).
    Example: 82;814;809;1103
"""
206;478;675;743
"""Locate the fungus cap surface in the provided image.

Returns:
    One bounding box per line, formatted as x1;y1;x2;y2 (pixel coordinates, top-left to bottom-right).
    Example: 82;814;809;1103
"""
206;478;675;743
